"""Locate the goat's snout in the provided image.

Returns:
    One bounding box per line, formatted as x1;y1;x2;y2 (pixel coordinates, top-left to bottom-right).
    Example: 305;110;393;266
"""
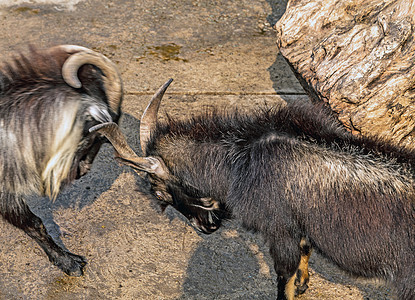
190;210;220;234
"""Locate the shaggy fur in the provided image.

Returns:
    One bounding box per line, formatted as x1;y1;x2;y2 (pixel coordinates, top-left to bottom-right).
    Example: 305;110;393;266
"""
145;101;415;299
0;46;122;276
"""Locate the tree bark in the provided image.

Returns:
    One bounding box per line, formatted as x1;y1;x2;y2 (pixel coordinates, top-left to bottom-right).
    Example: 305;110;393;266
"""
275;0;415;148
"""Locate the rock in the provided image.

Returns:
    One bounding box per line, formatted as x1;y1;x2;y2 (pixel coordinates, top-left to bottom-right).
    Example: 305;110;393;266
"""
275;0;415;148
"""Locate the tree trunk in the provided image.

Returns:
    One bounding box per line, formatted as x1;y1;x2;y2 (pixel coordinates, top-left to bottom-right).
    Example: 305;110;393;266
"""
275;0;415;148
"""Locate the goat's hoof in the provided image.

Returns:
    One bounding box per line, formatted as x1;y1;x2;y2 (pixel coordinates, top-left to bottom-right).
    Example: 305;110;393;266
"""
55;251;87;276
295;282;309;296
78;161;92;177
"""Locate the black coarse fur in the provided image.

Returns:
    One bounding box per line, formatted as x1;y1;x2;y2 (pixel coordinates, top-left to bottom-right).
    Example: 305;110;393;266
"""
146;101;415;299
0;46;121;276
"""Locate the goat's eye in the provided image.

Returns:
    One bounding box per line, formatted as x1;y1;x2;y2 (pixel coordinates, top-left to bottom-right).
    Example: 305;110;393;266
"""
155;191;164;200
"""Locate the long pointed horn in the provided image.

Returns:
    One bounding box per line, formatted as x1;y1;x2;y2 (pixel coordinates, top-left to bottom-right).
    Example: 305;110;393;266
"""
89;122;137;158
140;78;173;155
89;122;169;179
62;50;123;116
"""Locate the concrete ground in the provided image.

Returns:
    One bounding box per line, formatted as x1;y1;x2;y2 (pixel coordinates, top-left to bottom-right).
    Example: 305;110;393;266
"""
0;0;392;299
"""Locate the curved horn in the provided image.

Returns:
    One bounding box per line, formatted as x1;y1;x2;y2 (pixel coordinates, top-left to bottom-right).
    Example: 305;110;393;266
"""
51;44;92;54
90;122;169;179
140;78;173;155
90;122;138;158
62;50;123;115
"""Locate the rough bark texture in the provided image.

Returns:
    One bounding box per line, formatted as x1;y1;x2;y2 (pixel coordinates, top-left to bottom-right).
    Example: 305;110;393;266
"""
275;0;415;148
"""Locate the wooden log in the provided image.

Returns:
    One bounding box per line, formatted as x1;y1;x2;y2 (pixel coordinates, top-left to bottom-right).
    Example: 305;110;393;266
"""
275;0;415;148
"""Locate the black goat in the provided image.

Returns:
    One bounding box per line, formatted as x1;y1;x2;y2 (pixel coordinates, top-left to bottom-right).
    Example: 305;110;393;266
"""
0;45;123;276
92;80;415;299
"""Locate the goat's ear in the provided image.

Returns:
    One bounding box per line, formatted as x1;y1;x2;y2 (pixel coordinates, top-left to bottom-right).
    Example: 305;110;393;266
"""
115;155;170;180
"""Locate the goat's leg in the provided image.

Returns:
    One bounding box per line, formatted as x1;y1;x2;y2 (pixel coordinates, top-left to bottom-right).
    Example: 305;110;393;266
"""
76;138;103;178
0;193;86;276
294;238;312;296
270;236;302;300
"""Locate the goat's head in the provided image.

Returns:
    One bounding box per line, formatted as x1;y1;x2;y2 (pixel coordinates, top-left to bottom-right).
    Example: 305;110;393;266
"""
90;79;226;234
57;45;123;180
